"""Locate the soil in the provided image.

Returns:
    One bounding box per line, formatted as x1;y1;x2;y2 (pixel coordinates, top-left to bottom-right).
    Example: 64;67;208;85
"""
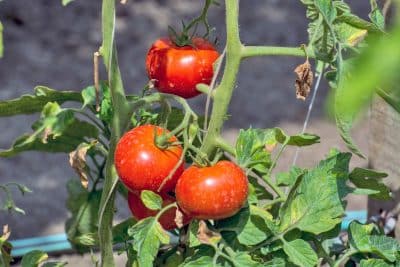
0;0;371;265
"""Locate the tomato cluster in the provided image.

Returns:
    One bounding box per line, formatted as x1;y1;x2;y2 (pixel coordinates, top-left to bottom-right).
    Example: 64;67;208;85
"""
114;123;248;228
114;37;247;230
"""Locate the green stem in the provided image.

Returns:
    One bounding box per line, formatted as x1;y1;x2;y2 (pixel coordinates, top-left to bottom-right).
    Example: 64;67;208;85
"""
198;0;241;160
155;202;178;221
98;1;131;266
313;238;334;267
241;46;312;59
333;249;357;267
184;0;214;37
215;136;236;156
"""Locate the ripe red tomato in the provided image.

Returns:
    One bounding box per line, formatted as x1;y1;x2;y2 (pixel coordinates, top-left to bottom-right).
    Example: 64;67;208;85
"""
146;37;220;98
114;125;184;193
127;191;190;230
175;161;248;220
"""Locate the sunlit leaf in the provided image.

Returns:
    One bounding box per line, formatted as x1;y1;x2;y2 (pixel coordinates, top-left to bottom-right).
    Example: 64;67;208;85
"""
349;168;390;200
0;86;82;117
349;221;400;262
282;239;318;267
128;217;170;267
21;250;48;267
140;190;162;211
279;152;350;234
360;259;392;267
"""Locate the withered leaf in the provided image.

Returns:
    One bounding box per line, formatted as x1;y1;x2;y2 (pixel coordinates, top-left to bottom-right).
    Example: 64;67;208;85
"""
197;220;221;245
69;144;90;189
265;143;276;153
1;225;11;241
175;208;184;229
294;59;314;101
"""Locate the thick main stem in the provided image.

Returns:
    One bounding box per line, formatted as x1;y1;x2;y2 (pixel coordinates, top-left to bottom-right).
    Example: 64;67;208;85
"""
98;1;130;266
199;0;242;158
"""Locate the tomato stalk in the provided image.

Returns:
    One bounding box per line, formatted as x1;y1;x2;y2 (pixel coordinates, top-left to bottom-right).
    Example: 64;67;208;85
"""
198;0;241;160
98;0;131;265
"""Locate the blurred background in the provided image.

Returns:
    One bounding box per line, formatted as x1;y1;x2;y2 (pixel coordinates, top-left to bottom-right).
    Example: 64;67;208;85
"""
0;0;371;264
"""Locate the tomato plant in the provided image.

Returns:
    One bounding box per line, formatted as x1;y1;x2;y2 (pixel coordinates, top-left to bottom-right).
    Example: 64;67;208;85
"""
114;124;184;193
1;0;400;266
146;37;220;98
176;160;248;220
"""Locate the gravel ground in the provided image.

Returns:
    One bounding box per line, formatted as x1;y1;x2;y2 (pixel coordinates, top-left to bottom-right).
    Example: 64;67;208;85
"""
0;1;370;265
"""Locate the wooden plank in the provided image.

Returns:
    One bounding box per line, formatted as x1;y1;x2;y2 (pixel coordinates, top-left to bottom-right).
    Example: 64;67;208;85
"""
368;97;400;226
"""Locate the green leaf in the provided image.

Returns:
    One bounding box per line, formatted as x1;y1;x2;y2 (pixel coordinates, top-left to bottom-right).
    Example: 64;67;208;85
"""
62;0;76;6
248;176;273;204
0;109;98;158
283;239;318;267
0;121;97;157
274;128;320;146
349;168;390;200
360;259;392;267
235;128;274;172
128;217;170;267
65;179;102;251
181;256;215;267
369;1;385;31
42;262;67;267
279;152;350;234
0;21;3;58
276;167;305;187
264;258;286;267
140;190;162;211
232;252;262;267
180;246;217;267
188;221;202;248
377;87;400;114
337;13;382;33
349;221;400;262
21;250;48;267
333;59;366;158
301;0;337;61
41;261;68;267
0;86;82;117
216;205;275;246
112;218;137;244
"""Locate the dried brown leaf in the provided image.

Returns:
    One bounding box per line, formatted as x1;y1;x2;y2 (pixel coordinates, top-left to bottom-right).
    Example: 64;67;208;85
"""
265;143;277;153
294;59;314;101
42;127;52;143
197;220;221;244
1;225;10;241
69;144;90;189
174;209;184;228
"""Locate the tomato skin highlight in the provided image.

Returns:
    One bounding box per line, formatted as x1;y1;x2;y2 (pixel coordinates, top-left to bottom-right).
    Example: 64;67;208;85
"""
146;37;220;98
175;161;249;220
114;125;184;193
127;191;190;230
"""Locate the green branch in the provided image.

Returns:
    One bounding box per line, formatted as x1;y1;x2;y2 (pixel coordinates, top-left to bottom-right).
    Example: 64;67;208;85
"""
198;0;242;160
98;0;131;266
241;46;313;59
